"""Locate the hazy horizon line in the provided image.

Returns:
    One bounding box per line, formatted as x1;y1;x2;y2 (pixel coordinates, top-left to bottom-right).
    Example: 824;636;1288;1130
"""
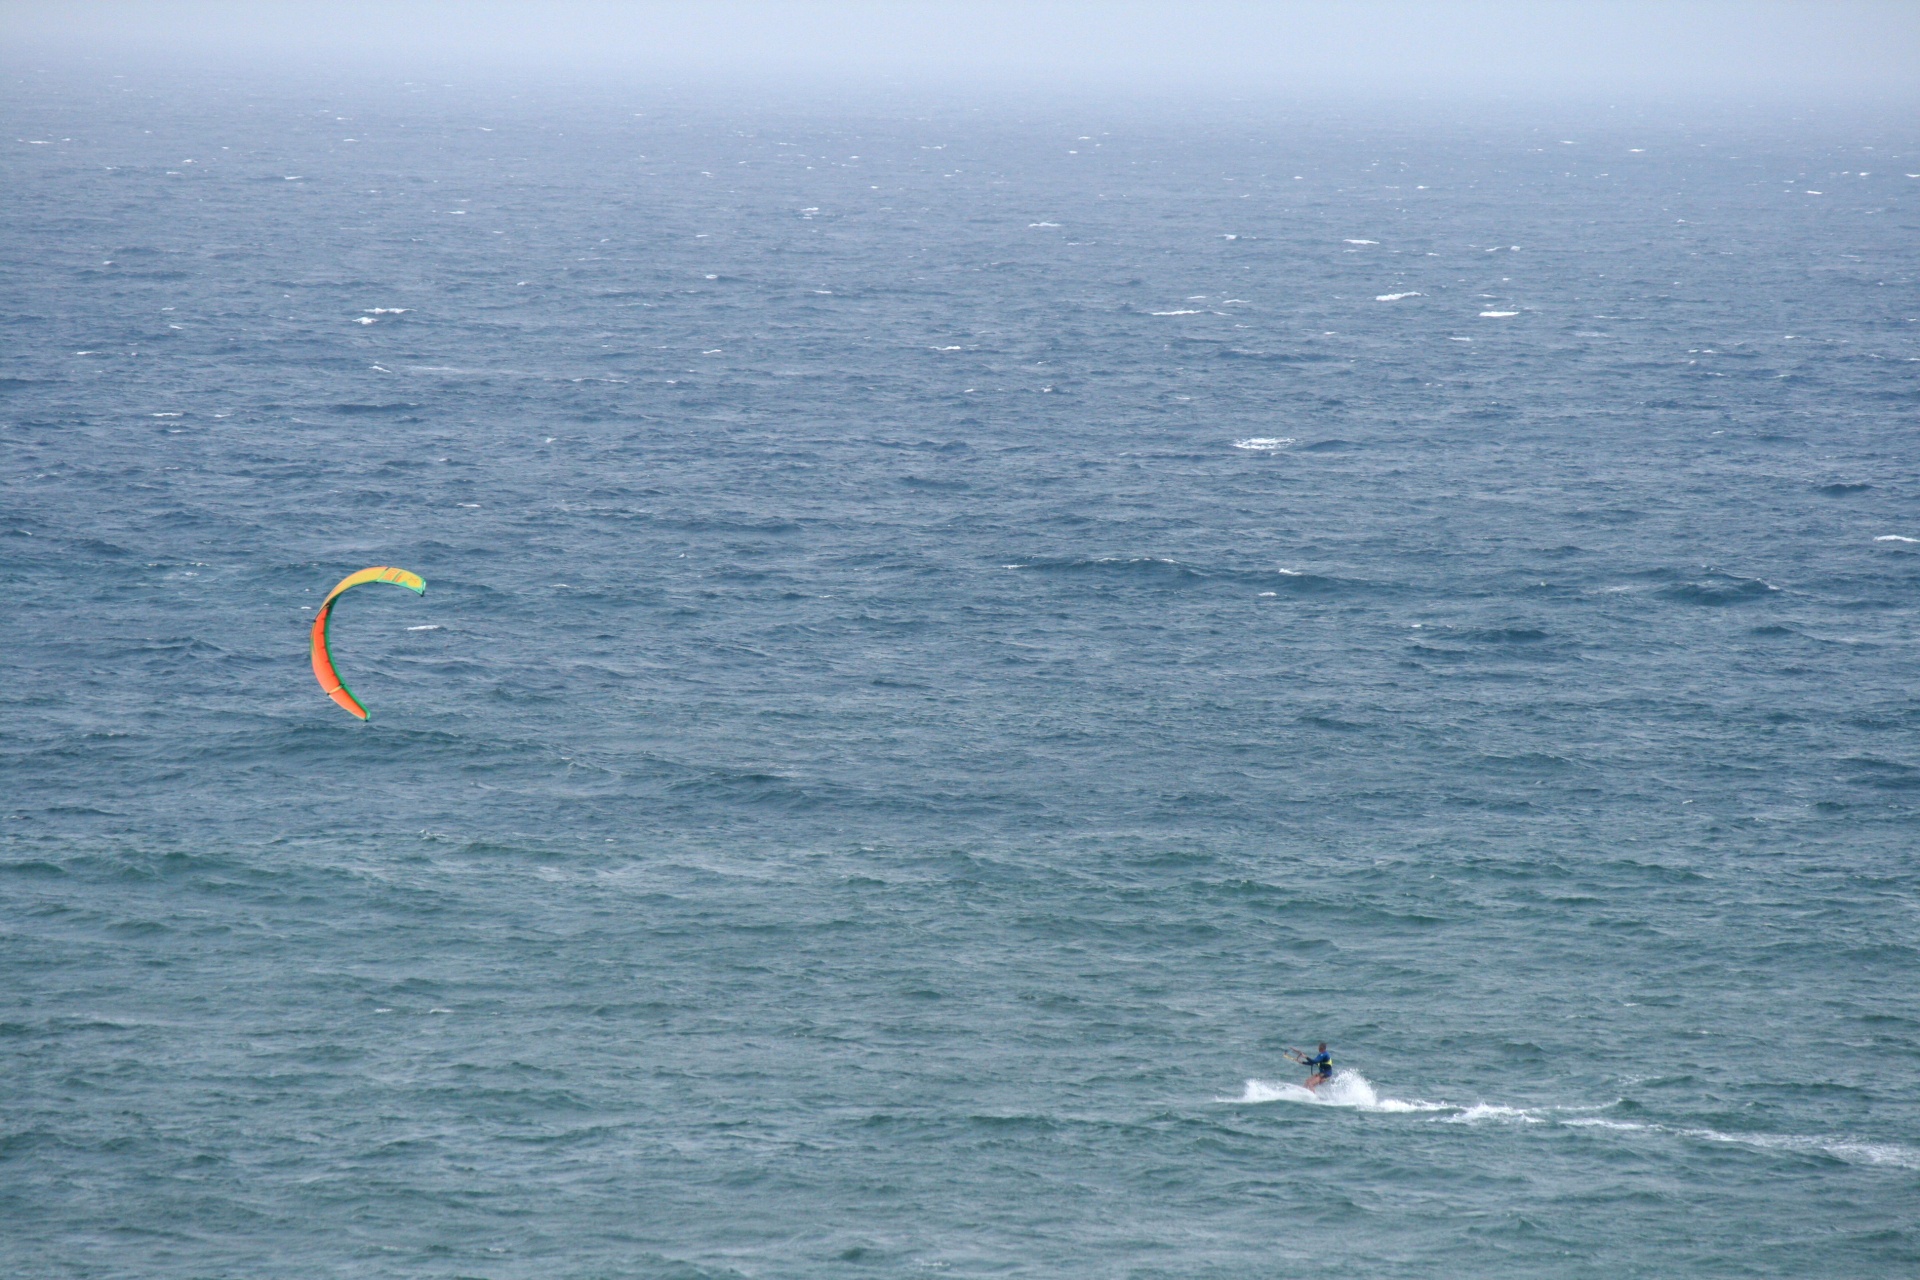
4;0;1918;107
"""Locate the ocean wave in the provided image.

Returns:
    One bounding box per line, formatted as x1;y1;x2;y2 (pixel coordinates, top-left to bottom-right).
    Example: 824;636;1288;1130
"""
1444;1103;1546;1125
1006;557;1380;597
1681;1129;1920;1169
1654;571;1778;606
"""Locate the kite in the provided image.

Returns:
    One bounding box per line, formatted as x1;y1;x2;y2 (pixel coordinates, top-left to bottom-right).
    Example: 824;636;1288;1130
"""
310;566;426;719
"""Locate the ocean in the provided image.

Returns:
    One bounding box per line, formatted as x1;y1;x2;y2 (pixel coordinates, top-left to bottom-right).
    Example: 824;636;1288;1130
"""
3;72;1918;1276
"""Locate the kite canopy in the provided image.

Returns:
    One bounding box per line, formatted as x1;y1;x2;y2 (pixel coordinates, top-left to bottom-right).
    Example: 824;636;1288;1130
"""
309;566;426;719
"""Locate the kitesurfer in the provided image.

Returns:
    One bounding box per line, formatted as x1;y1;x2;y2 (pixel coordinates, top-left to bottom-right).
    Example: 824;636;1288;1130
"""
1288;1042;1333;1090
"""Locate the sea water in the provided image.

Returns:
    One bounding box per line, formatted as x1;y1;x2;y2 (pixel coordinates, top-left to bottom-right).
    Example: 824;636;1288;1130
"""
3;73;1918;1277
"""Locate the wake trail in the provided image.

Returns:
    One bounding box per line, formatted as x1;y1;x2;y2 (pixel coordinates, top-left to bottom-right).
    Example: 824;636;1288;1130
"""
1219;1072;1920;1166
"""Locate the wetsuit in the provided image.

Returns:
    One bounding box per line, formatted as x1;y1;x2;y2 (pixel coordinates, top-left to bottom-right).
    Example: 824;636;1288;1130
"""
1307;1052;1332;1081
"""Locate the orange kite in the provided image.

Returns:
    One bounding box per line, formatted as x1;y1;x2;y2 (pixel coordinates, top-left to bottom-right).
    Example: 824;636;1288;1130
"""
309;566;426;719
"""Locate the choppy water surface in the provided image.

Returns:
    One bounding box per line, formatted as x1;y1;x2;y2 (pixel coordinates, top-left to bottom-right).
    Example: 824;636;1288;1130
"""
4;74;1919;1277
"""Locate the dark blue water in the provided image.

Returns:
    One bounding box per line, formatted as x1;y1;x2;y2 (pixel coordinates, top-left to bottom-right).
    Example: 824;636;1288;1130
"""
4;74;1919;1277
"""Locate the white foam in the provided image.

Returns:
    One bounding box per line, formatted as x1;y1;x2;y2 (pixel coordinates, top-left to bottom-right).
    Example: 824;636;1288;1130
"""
354;317;376;325
1218;1078;1920;1165
1375;292;1422;302
1229;1078;1306;1103
1445;1103;1545;1125
1233;438;1293;451
364;307;409;314
1344;239;1379;244
1874;535;1917;543
1224;1071;1448;1113
1479;311;1520;318
1151;310;1202;316
1544;1115;1916;1167
1683;1129;1920;1169
406;625;441;631
1028;221;1060;228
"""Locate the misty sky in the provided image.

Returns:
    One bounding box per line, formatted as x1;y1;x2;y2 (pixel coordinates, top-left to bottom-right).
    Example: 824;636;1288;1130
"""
4;1;1918;101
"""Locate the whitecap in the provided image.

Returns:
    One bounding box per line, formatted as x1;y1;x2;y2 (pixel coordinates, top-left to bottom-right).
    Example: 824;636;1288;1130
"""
1027;221;1061;228
1375;292;1421;302
1874;535;1917;543
1344;239;1379;245
1151;310;1202;316
1233;438;1293;450
1480;311;1520;317
406;625;441;631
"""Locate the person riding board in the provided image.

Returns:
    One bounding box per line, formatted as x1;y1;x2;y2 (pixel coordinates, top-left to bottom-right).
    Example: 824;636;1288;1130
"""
1286;1042;1333;1090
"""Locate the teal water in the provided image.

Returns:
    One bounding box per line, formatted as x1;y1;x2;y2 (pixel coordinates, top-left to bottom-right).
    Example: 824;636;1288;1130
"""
3;75;1919;1276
